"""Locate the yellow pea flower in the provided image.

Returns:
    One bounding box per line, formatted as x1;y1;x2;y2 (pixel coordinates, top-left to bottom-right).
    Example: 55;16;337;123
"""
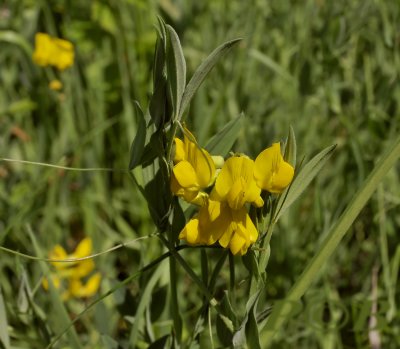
179;199;258;255
254;143;294;194
49;79;63;91
171;127;215;204
33;33;74;70
212;155;264;210
44;237;101;299
68;273;102;298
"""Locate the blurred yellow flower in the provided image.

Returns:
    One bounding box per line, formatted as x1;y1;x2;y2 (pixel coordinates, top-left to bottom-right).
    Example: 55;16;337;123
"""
43;237;101;299
171;127;215;204
254;143;294;194
33;33;74;70
49;79;63;91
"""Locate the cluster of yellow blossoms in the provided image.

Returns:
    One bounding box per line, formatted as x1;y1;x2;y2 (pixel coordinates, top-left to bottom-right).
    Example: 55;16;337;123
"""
43;237;101;300
171;127;294;255
32;33;74;71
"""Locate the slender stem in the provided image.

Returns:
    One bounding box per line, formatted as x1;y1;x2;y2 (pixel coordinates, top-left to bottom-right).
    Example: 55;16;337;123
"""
159;234;218;307
167;221;182;343
229;253;236;306
208;250;228;292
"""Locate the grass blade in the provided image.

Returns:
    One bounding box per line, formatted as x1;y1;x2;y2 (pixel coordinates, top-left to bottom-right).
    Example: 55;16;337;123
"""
26;225;83;349
129;262;167;346
0;286;10;349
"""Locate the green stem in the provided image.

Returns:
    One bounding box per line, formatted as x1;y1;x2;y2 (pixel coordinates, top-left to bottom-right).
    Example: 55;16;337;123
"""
169;252;182;342
229;253;236;306
159;234;218;307
249;222;274;296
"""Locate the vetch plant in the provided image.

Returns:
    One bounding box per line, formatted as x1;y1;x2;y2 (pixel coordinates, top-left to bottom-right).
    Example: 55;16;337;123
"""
2;15;399;349
124;18;337;348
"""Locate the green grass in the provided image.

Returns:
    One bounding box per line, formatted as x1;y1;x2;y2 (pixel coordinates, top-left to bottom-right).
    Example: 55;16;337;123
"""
1;0;399;348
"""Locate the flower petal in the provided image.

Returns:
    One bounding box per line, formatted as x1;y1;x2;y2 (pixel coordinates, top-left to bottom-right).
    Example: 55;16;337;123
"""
173;161;199;189
254;143;294;193
269;161;294;193
73;237;92;258
229;230;247;255
179;218;200;245
216;156;262;209
174;137;185;162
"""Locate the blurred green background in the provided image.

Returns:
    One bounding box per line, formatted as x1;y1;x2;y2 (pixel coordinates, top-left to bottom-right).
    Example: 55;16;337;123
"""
0;0;399;348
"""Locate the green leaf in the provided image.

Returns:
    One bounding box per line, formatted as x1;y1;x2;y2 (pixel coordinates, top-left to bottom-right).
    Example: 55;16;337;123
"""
245;300;261;349
283;126;296;167
149;30;170;128
152;30;166;88
263;136;400;346
166;25;186;119
274;144;336;222
0;286;10;349
129;263;166;347
216;291;238;347
148;335;170;349
179;38;242;119
0;30;32;56
249;49;296;84
205;113;244;156
233;290;261;348
149;75;168;129
100;335;119;349
128;102;147;170
242;249;261;282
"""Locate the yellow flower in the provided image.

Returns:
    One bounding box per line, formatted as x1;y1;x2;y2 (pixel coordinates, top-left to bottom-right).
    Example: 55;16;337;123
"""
33;33;74;70
49;79;63;91
179;199;258;255
44;237;101;299
212;155;264;209
254;143;294;193
68;273;102;298
171;127;215;204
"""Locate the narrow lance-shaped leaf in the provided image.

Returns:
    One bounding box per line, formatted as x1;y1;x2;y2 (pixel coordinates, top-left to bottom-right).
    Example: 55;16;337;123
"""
26;225;83;349
128;102;147;170
205;113;244;156
166;25;186;119
179;38;242;120
283;126;296;167
216;291;238;347
129;263;166;347
0;286;10;349
0;30;33;56
274;144;336;222
233;290;261;348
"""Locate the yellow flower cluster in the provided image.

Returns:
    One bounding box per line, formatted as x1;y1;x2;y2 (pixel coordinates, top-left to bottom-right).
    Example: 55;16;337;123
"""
42;238;101;300
171;127;294;255
32;33;74;70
